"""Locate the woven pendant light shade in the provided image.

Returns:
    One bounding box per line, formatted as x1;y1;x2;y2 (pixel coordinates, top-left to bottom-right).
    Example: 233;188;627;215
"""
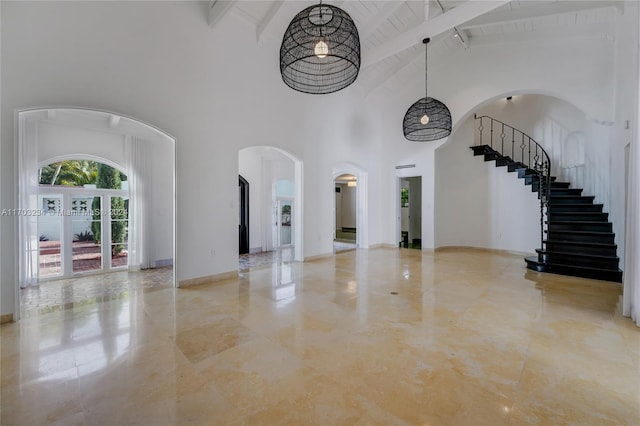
403;97;452;141
403;38;452;141
280;3;360;94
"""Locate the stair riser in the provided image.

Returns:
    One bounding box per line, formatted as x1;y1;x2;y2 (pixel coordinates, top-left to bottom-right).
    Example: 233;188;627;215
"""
549;223;613;232
547;232;615;244
526;260;622;282
532;182;570;191
549;213;609;222
551;204;603;212
517;169;537;179
550;189;583;196
471;146;493;156
550;197;596;205
525;175;555;185
538;253;619;269
545;243;618;256
484;153;500;161
508;163;527;172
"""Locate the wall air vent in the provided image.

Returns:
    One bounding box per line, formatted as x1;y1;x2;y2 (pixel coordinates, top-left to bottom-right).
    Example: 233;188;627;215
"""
395;164;416;170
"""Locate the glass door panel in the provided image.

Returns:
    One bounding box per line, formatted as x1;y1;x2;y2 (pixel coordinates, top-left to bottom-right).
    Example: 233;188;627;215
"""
72;196;102;273
39;195;62;278
110;197;129;268
279;200;292;246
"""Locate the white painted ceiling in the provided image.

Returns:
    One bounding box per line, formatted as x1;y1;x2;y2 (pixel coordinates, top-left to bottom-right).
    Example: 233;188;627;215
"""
210;0;621;94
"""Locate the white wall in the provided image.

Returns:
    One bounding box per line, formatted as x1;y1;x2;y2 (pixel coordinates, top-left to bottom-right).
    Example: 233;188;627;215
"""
147;137;174;264
408;177;422;244
339;184;357;229
613;2;640;270
38;121;127;167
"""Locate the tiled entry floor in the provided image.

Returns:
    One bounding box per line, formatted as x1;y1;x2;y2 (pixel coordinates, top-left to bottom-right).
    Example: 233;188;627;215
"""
20;267;173;317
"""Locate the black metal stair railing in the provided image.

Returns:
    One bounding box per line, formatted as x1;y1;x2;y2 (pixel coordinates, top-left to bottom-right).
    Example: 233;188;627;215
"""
473;115;552;252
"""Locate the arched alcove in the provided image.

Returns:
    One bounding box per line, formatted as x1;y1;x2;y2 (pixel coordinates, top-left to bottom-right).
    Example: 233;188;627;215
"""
16;107;176;318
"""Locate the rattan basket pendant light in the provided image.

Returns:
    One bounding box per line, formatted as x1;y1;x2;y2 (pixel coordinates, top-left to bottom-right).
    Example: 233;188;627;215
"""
403;38;452;141
280;2;360;94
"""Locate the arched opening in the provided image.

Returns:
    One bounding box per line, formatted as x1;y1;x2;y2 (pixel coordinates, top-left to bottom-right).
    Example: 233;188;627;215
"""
334;174;357;251
332;163;368;251
238;146;303;269
434;94;609;255
16;108;176;318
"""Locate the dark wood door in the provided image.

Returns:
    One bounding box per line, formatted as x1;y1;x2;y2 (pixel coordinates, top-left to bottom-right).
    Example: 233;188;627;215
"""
239;176;249;254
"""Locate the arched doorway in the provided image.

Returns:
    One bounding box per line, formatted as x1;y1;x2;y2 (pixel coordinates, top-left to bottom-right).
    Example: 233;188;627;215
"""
334;174;357;250
238;146;303;265
332;163;369;250
16;108;176;318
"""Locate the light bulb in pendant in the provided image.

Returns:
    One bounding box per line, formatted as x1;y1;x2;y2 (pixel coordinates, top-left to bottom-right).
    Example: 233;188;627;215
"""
315;40;328;58
420;114;430;125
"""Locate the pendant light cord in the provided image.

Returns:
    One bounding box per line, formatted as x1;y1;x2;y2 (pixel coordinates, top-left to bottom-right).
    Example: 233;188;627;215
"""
424;38;429;113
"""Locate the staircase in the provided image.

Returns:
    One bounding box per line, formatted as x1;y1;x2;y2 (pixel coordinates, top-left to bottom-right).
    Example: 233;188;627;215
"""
471;116;622;283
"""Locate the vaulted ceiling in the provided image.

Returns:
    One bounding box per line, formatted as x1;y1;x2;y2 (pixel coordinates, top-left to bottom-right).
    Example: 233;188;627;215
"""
208;1;621;94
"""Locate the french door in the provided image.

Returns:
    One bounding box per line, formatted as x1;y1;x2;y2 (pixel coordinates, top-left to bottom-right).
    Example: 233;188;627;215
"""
38;189;128;280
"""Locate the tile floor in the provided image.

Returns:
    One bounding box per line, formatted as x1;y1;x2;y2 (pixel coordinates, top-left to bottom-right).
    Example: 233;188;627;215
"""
2;247;639;425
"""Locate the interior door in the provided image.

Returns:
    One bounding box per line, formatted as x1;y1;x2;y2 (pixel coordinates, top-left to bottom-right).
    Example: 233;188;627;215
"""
239;176;249;254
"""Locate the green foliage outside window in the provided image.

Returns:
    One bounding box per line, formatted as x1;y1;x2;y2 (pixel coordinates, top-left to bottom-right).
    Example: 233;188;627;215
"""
401;188;409;208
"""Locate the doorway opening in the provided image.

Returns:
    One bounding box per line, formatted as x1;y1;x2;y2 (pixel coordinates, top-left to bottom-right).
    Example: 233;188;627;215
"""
398;176;422;249
334;174;357;251
332;163;368;252
238;146;303;271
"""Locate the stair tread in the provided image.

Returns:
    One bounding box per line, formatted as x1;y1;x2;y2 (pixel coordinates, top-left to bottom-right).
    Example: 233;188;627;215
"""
546;229;615;235
536;249;619;261
548;220;612;224
544;239;617;248
525;256;622;274
550;212;607;215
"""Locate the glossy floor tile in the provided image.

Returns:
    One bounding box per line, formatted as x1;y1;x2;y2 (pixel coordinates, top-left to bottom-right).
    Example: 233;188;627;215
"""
239;247;294;272
20;267;173;317
2;248;639;425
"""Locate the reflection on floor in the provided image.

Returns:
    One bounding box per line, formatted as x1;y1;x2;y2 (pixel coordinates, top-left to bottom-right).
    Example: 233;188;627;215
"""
20;267;172;318
334;241;357;252
239;247;294;271
2;248;639;425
